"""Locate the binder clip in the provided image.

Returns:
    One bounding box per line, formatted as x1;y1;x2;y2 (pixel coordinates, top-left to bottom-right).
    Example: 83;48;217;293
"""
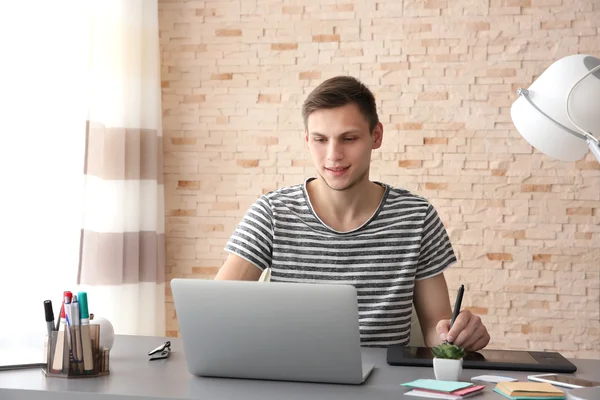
148;341;171;361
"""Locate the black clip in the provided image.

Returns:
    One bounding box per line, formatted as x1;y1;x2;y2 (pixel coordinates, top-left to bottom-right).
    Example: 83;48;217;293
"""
148;341;171;360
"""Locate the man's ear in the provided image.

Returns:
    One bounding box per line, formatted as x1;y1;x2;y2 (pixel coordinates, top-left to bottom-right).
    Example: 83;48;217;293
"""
372;122;383;149
304;130;309;147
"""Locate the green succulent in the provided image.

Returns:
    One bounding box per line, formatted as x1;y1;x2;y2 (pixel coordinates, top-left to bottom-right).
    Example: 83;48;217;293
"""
431;343;466;360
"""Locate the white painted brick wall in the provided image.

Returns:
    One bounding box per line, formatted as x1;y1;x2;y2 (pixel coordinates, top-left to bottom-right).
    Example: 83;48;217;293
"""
159;0;600;358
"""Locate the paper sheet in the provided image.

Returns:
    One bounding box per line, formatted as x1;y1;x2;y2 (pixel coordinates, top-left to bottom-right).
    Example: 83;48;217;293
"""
471;375;518;383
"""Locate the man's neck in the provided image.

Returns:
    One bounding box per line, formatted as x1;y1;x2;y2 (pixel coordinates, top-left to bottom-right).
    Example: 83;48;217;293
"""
306;177;385;232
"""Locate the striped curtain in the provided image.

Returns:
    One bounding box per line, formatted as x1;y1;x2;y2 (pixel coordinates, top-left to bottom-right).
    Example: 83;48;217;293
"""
76;0;165;336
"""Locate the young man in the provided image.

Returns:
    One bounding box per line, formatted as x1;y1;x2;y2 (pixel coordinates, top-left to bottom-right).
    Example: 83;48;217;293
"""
215;76;490;351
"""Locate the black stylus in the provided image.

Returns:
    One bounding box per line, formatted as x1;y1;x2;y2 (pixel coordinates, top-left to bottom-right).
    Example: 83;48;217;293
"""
449;284;464;329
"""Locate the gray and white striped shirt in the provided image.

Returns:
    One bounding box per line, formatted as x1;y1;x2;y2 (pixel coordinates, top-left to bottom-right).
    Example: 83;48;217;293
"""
225;178;456;347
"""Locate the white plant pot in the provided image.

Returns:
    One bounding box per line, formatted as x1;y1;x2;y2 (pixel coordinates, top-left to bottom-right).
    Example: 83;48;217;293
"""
433;358;463;381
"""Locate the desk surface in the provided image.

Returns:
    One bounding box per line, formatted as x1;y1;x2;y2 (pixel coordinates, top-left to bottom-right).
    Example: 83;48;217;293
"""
1;335;599;400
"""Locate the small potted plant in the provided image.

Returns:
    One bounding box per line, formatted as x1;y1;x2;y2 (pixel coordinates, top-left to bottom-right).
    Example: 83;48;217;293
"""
431;343;466;381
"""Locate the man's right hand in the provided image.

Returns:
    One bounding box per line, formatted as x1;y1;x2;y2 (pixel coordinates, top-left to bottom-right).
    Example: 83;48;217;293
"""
436;310;490;352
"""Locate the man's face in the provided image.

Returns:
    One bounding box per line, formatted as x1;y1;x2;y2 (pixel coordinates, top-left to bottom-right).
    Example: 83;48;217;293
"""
305;103;383;192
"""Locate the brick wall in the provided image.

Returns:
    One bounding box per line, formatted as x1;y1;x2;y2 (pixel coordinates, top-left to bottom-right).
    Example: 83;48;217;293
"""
159;0;600;358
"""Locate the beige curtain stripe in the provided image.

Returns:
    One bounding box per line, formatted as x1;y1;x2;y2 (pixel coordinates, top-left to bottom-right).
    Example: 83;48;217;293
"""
78;230;166;285
84;121;163;184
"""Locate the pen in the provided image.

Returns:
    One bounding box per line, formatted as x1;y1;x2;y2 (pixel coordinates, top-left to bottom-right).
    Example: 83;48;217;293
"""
449;284;464;330
56;302;63;332
64;292;74;366
44;300;55;337
65;292;77;361
72;295;83;367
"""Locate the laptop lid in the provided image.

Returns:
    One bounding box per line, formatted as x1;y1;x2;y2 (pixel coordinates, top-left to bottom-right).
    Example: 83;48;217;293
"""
171;279;370;384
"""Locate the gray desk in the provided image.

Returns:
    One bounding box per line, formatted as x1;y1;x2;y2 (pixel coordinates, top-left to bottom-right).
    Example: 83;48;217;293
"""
1;335;598;399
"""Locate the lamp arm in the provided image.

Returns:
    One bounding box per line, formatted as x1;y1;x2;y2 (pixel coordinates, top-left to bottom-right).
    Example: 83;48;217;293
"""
588;138;600;165
565;64;600;143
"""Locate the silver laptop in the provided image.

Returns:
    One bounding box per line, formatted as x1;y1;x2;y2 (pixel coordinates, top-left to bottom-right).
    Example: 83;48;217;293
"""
171;278;375;385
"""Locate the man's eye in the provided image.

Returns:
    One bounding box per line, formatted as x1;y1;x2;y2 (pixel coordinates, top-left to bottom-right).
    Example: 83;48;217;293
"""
314;138;326;142
344;137;356;141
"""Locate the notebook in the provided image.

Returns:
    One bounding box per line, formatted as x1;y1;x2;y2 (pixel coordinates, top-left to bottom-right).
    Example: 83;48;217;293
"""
493;382;565;399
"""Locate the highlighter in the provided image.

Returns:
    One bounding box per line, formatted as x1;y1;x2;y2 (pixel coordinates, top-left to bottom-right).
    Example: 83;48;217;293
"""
78;292;95;372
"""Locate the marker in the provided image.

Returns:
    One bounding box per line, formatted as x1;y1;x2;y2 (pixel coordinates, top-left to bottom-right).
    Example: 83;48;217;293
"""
44;300;55;337
78;292;94;372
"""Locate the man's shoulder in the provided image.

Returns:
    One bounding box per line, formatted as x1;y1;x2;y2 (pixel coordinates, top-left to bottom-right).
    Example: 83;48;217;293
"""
382;183;432;208
259;182;306;205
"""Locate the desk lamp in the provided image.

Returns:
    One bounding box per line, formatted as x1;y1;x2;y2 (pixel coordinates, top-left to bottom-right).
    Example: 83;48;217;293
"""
510;53;600;400
511;54;600;162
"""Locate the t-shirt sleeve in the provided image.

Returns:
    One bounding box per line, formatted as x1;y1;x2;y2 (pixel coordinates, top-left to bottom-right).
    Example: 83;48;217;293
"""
415;203;457;280
224;195;274;272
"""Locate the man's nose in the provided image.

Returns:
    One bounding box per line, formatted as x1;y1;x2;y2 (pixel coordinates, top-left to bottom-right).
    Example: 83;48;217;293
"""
327;141;343;161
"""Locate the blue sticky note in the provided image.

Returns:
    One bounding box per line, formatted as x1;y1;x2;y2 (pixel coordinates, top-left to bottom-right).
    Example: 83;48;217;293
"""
401;379;473;392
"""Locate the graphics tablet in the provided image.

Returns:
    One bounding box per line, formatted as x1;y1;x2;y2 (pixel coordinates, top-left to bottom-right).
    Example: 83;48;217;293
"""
387;346;577;373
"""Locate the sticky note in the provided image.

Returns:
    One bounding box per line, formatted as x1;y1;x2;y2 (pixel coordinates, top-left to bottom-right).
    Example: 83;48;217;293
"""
401;379;473;392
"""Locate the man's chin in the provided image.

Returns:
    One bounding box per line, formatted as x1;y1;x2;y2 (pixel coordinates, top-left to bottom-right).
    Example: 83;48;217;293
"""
318;168;370;192
320;176;356;192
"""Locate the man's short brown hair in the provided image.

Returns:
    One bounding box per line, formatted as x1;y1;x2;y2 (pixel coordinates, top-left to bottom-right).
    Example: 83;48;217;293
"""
302;76;379;132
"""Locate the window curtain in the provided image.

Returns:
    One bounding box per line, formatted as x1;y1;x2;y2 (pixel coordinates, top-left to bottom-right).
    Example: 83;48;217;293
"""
77;0;166;336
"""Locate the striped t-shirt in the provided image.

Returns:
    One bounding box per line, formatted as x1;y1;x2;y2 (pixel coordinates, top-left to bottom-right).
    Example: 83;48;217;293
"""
225;178;457;347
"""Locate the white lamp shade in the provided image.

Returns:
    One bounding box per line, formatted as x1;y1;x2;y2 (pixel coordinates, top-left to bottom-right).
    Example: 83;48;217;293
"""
510;54;600;161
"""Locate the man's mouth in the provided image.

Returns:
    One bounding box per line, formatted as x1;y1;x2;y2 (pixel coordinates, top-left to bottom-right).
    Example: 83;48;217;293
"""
326;166;350;176
326;166;349;172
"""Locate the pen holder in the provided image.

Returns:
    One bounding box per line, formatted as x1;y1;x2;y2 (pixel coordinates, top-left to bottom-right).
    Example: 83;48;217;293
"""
43;324;110;378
